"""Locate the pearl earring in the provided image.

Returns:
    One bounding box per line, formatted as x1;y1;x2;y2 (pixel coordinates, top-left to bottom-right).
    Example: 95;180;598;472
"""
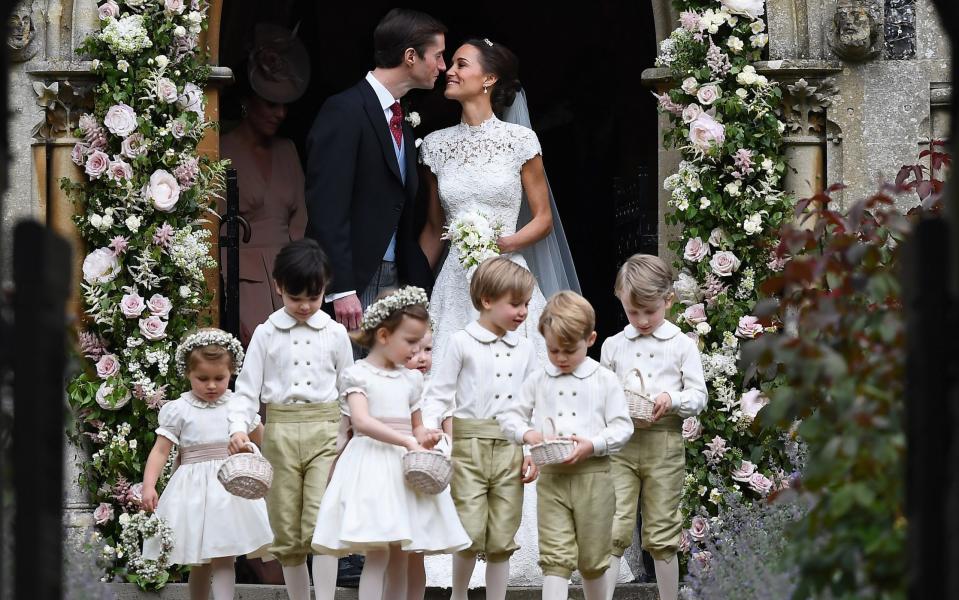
483;86;489;94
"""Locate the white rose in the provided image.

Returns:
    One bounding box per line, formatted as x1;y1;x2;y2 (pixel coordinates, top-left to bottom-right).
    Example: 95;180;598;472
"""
724;181;742;197
683;237;710;263
743;213;763;235
118;512;131;526
682;417;703;442
139;316;168;341
129;439;137;450
681;77;699;95
89;214;104;229
761;158;774;171
720;0;764;19
155;54;169;69
177;83;204;119
682;103;703;124
156;77;179;104
709;227;727;247
187;11;203;23
120;291;146;318
736;88;748;99
707;23;719;34
695;322;712;336
688;112;725;151
103;103;137;137
147;169;181;212
750;19;766;34
179;285;192;298
699;196;711;209
740;388;769;419
751;33;769;48
82;248;121;284
125;215;141;231
673;273;704;305
756;75;769;86
116;59;129;72
174;25;187;37
710;251;741;277
726;36;744;53
736;70;758;86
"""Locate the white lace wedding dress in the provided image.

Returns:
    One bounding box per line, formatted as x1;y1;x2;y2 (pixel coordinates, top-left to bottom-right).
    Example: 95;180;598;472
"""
419;115;547;587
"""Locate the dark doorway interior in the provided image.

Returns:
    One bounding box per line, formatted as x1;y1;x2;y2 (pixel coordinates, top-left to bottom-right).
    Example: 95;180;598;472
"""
220;0;658;345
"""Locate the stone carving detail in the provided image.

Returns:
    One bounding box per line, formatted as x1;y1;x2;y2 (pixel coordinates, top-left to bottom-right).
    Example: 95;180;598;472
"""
7;3;40;62
32;79;96;140
780;78;839;136
829;0;882;61
884;0;916;60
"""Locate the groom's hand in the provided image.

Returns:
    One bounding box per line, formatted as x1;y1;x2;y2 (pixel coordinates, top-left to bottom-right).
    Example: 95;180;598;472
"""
334;294;363;331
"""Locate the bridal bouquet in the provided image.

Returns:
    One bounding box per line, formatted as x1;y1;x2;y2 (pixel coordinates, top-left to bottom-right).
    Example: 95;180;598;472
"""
442;212;502;274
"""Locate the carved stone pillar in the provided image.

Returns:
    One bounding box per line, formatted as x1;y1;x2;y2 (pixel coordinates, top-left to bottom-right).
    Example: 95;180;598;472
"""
777;75;840;202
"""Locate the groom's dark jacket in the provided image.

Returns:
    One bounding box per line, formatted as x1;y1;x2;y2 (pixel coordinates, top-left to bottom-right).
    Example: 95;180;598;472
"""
305;79;432;296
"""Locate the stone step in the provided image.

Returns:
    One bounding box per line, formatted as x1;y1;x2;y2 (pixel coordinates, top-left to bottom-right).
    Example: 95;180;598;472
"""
106;582;660;599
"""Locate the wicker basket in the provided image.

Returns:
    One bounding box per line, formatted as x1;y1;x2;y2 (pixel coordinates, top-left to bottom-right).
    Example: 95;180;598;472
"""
625;368;655;427
402;435;453;495
529;417;575;466
218;442;273;499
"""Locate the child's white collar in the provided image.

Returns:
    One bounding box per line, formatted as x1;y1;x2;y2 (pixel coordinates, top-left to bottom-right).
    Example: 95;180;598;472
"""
268;307;331;331
465;321;519;346
624;320;681;341
545;357;599;379
183;391;230;408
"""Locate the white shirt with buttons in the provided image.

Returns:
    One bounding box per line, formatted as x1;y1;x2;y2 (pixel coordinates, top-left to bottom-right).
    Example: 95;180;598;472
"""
422;321;537;430
228;308;355;435
600;320;707;418
499;357;634;456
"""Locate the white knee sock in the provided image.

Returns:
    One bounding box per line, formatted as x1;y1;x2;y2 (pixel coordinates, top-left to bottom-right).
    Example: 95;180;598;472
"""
582;575;606;600
603;556;621;600
654;556;679;600
188;563;212;600
312;554;339;600
485;559;510;600
383;549;409;600
451;554;476;600
282;563;311;600
406;553;426;600
358;550;390;600
542;575;569;600
210;560;235;600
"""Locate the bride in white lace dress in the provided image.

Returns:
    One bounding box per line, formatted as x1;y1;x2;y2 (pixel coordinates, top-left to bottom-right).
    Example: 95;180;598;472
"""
418;39;554;590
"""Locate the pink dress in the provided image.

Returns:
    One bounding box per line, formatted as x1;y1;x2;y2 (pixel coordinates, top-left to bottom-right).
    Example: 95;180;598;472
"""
220;132;307;345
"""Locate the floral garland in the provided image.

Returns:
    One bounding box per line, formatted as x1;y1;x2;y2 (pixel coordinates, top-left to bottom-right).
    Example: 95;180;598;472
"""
63;0;226;587
114;511;176;588
652;0;794;564
360;286;430;331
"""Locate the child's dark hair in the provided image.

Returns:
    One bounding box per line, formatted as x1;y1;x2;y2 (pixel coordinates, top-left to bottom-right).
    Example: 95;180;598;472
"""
351;289;430;349
272;239;331;297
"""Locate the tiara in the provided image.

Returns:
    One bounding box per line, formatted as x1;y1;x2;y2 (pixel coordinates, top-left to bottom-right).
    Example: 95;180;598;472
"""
360;286;429;331
483;38;494;47
175;329;245;377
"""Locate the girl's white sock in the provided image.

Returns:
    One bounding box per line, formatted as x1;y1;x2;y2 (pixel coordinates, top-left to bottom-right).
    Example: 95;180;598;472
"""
358;549;390;600
312;554;339;600
542;575;569;600
406;553;427;600
210;559;235;600
485;559;510;600
582;574;607;600
188;563;211;600
603;556;621;600
451;553;476;600
383;548;409;600
654;556;680;600
281;562;311;600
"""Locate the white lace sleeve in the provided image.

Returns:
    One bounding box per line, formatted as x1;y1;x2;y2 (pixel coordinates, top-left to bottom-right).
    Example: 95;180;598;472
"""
418;134;440;175
513;127;542;168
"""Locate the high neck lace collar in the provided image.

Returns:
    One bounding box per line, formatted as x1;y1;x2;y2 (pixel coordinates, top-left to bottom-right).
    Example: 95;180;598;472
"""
459;114;499;133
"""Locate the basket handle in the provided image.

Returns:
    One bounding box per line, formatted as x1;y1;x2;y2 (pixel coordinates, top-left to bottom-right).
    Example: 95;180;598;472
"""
434;433;452;454
628;368;647;394
244;442;262;456
541;416;557;440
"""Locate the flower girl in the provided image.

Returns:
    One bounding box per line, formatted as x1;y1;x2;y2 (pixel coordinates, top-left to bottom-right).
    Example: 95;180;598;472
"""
142;328;272;600
311;288;470;600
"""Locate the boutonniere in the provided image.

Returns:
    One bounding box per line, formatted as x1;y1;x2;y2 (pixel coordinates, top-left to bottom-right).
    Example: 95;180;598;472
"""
406;111;421;128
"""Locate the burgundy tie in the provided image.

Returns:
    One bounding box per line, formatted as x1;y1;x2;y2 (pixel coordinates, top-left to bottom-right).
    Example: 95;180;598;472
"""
389;102;404;147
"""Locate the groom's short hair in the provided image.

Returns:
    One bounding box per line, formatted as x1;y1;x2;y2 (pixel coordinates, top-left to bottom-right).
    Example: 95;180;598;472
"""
469;257;534;311
373;8;447;68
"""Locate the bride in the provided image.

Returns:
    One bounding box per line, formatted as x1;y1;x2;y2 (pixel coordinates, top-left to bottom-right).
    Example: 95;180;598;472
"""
418;38;580;588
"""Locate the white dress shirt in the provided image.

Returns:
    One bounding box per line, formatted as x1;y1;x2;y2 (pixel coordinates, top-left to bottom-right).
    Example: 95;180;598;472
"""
498;358;634;456
421;321;537;429
599;320;707;418
228;308;354;434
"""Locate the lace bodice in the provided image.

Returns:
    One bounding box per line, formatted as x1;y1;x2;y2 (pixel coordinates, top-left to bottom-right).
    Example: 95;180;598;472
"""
420;116;542;236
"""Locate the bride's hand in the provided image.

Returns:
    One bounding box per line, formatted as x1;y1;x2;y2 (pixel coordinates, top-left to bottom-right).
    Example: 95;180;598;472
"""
496;235;518;254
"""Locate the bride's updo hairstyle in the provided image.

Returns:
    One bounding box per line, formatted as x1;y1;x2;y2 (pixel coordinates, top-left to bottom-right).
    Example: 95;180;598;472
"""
463;38;522;117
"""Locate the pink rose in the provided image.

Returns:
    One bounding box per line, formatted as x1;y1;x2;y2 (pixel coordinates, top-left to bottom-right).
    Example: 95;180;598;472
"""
147;169;180;212
84;150;110;179
683;303;707;325
164;0;186;14
170;119;188;139
689;515;710;542
108;158;133;181
120;291;146;318
96;382;130;410
103;103;137;137
679;529;691;553
95;353;120;379
177;83;205;119
693;551;712;571
71;142;91;166
139;316;168;341
147;294;173;318
696;84;721;106
93;502;114;525
740;388;769;420
709;251;741;277
736;315;764;338
682;103;703;124
82;248;121;284
689;112;726;151
683;237;710;263
156;77;179;104
97;0;119;19
682;416;703;441
748;472;773;495
127;482;144;506
708;227;727;247
731;459;757;482
121;133;147;159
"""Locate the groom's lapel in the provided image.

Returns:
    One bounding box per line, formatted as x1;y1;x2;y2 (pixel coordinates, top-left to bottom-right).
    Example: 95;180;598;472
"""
403;119;417;196
358;80;403;184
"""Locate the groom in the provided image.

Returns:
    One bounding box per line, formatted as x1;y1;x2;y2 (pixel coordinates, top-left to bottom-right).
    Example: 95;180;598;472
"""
305;8;447;331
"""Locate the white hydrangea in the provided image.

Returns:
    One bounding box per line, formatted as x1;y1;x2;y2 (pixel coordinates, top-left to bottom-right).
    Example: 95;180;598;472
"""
168;227;215;282
100;14;152;54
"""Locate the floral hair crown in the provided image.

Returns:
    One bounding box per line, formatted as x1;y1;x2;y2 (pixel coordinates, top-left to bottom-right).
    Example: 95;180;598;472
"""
175;329;245;377
360;286;429;331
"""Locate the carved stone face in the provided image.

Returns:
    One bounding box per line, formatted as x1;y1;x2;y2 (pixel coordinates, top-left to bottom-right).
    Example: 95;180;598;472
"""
7;8;33;52
832;1;876;60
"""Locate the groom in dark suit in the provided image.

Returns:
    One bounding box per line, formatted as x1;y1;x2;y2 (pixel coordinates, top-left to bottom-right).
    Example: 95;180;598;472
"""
305;8;446;331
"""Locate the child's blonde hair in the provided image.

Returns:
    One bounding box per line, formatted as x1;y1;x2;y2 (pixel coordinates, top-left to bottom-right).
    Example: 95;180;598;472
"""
177;327;244;375
614;254;675;307
469;257;535;311
351;289;430;349
538;291;595;347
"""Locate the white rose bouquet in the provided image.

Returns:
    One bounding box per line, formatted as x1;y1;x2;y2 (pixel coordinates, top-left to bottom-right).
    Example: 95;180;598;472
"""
442;212;503;275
